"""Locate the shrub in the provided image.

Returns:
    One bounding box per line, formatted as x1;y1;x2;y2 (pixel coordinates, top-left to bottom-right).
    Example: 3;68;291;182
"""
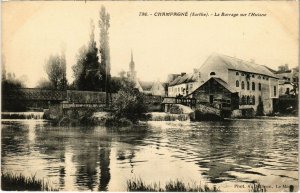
113;88;148;123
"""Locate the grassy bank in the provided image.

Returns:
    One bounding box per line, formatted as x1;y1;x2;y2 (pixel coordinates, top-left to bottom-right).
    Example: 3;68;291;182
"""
1;172;58;191
126;178;277;192
127;178;219;192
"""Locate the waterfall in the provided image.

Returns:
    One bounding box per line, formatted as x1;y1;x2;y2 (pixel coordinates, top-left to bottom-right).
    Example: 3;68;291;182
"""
147;112;190;121
1;112;45;120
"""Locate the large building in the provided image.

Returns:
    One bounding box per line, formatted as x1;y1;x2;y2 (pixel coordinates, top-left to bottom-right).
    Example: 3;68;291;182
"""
170;53;280;115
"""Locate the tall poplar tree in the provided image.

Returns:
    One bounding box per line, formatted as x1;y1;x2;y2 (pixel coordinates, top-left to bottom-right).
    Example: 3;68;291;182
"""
72;20;102;91
99;6;111;105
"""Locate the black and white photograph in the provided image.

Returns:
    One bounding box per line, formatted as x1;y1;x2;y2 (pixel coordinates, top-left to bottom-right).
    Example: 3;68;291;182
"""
1;1;299;192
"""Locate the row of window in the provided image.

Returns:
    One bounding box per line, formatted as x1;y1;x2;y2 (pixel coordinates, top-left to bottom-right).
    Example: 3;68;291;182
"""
236;72;269;80
170;84;194;93
236;81;262;91
239;95;256;105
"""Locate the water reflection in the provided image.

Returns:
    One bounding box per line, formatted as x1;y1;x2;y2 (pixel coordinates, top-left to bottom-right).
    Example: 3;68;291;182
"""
1;118;298;192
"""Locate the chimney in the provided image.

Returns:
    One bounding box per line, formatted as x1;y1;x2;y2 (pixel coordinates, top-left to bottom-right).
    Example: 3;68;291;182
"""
181;72;186;76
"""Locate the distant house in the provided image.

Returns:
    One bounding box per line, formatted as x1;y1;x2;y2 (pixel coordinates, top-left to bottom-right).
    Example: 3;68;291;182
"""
274;64;298;96
168;71;201;97
150;80;166;96
278;81;294;96
139;81;153;95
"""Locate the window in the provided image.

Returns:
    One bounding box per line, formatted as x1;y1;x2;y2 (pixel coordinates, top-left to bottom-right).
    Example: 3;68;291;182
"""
252;74;255;78
246;96;250;105
210;72;216;76
241;96;246;105
266;77;269;80
258;83;261;91
274;86;277;96
259;96;262;102
252;96;255;105
247;82;250;90
236;72;239;76
236;80;239;87
252;82;255;91
241;73;244;76
241;81;245;89
263;76;265;80
286;88;290;95
258;76;261;79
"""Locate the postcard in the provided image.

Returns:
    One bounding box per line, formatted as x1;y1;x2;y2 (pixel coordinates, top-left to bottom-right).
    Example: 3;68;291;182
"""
1;1;299;192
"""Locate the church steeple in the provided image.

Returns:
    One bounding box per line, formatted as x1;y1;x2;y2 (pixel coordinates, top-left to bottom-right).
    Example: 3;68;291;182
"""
128;49;136;81
130;49;135;72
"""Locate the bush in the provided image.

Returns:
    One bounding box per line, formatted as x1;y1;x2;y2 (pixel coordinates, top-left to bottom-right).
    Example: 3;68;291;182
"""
113;87;148;123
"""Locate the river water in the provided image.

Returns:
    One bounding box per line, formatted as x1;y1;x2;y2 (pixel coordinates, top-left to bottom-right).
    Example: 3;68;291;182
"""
1;117;298;192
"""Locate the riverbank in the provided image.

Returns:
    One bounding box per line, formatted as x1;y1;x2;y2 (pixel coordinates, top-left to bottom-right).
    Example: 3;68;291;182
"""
1;172;58;191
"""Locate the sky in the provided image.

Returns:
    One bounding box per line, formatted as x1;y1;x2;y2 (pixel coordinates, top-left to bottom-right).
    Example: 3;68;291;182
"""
2;1;299;87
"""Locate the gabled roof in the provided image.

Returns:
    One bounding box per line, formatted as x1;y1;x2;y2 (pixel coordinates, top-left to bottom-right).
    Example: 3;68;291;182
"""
139;81;153;91
188;77;237;96
169;73;198;86
213;77;237;93
202;53;278;78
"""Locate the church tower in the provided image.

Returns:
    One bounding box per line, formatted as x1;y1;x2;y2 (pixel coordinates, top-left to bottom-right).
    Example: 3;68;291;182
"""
128;50;137;81
127;50;143;92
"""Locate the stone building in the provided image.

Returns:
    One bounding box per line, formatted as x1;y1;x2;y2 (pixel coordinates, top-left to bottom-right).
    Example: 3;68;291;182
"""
187;77;239;111
175;53;279;115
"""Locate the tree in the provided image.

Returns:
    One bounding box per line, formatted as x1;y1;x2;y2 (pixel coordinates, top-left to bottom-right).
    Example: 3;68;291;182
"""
112;77;147;123
45;54;67;90
35;78;55;89
99;6;111;105
1;71;26;111
72;20;103;91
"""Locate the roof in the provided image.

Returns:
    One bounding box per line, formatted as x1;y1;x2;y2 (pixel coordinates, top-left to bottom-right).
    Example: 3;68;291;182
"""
139;81;153;91
169;73;198;86
275;70;292;74
203;53;278;78
188;77;237;96
213;77;238;93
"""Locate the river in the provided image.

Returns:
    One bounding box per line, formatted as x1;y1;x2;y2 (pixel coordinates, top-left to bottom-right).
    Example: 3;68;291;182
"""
1;117;298;192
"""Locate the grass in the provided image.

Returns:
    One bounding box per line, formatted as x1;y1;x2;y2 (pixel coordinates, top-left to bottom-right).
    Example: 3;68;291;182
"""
127;178;220;192
1;172;58;191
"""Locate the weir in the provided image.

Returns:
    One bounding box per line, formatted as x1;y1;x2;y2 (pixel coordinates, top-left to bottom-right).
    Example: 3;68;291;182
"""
2;112;45;120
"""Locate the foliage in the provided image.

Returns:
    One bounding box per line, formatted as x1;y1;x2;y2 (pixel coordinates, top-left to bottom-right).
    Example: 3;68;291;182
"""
35;78;55;89
99;5;111;85
127;178;220;192
112;77;147;123
1;73;27;111
44;53;67;90
1;172;58;191
256;101;264;116
72;20;105;91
